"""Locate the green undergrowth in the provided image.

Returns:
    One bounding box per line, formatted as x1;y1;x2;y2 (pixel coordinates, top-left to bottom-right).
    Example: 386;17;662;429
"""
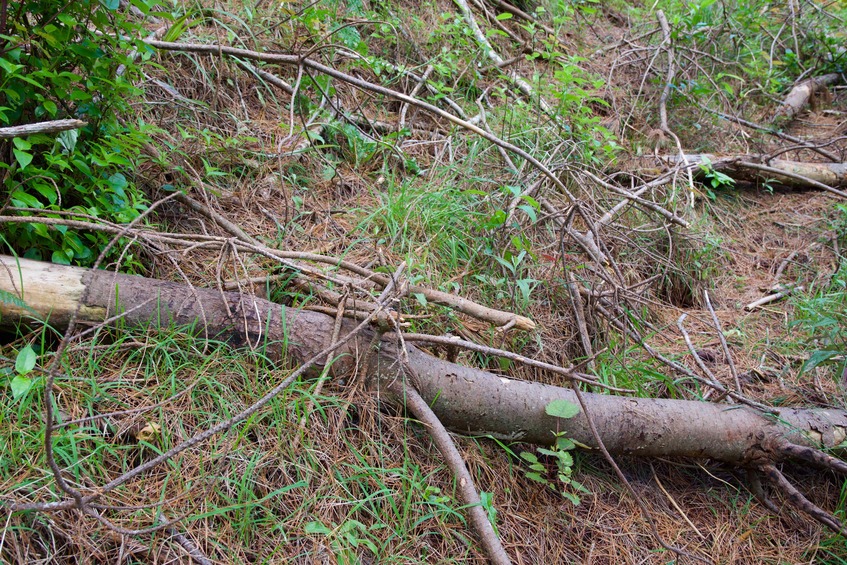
786;204;847;385
0;0;174;269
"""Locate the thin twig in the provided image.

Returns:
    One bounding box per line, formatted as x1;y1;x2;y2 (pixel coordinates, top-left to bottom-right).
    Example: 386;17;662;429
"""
400;333;633;393
567;272;595;373
10;296;386;515
158;514;214;565
399;65;433;132
569;384;713;564
656;10;695;206
452;0;553;115
703;290;741;393
144;39;609;261
700;104;841;162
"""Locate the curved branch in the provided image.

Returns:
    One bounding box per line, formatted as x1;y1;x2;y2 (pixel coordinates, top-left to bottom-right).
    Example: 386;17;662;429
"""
393;378;512;565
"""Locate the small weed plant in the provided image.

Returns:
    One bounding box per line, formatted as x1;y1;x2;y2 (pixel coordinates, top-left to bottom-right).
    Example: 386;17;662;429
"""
519;399;589;505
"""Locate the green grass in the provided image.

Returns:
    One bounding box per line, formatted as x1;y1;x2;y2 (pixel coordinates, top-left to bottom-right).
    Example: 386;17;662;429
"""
0;326;488;562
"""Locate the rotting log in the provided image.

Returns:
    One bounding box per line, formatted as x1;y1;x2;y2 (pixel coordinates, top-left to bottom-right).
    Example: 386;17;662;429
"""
0;255;845;466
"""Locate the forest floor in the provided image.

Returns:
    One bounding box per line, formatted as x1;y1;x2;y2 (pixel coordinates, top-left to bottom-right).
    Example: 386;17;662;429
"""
3;0;847;563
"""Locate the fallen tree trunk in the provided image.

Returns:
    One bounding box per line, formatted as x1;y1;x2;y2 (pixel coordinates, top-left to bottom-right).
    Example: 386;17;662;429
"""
655;154;847;196
1;255;845;466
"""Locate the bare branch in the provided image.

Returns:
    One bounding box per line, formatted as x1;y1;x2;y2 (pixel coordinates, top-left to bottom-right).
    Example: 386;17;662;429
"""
0;119;87;138
391;378;513;565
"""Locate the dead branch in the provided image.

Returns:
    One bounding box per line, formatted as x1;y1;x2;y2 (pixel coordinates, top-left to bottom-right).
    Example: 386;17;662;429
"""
174;191;258;244
452;0;554;115
677;313;726;397
484;0;556;37
157;514;214;565
143;38;609;262
656;153;847;196
1;255;844;461
745;285;803;311
701;104;842;162
703;290;742;393
0;119;87;138
392;378;512;565
400;333;629;392
761;464;847;537
656;10;696;206
3;255;847;539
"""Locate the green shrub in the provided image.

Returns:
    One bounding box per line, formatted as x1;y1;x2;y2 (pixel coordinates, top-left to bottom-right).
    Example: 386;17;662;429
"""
0;0;164;266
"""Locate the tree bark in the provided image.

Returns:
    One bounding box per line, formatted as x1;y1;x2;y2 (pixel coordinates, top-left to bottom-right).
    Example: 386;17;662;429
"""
1;255;844;466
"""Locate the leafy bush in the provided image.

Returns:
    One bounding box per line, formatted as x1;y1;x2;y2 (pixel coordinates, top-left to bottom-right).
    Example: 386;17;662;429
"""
0;0;164;266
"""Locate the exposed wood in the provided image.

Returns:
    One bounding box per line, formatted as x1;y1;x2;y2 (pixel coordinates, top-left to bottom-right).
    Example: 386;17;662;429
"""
745;285;803;311
774;73;841;122
1;255;844;466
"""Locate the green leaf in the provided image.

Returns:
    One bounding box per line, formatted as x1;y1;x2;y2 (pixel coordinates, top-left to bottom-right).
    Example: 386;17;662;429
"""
561;491;581;505
99;0;120;10
304;521;332;535
483;209;507;229
13;149;33;170
15;346;36;375
11;190;41;208
12;137;31;151
520;451;538;464
413;292;427;307
496;12;513;20
801;350;839;374
570;479;590;494
0;289;37;314
545;399;580;419
0;58;23;74
52;249;72;265
555;436;576;451
518;204;537;222
525;472;546;483
32;182;58;204
57;129;78;153
10;375;33;401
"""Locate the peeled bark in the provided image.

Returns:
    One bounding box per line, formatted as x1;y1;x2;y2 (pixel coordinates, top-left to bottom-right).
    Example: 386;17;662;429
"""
0;119;87;138
774;73;841;122
1;255;845;467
